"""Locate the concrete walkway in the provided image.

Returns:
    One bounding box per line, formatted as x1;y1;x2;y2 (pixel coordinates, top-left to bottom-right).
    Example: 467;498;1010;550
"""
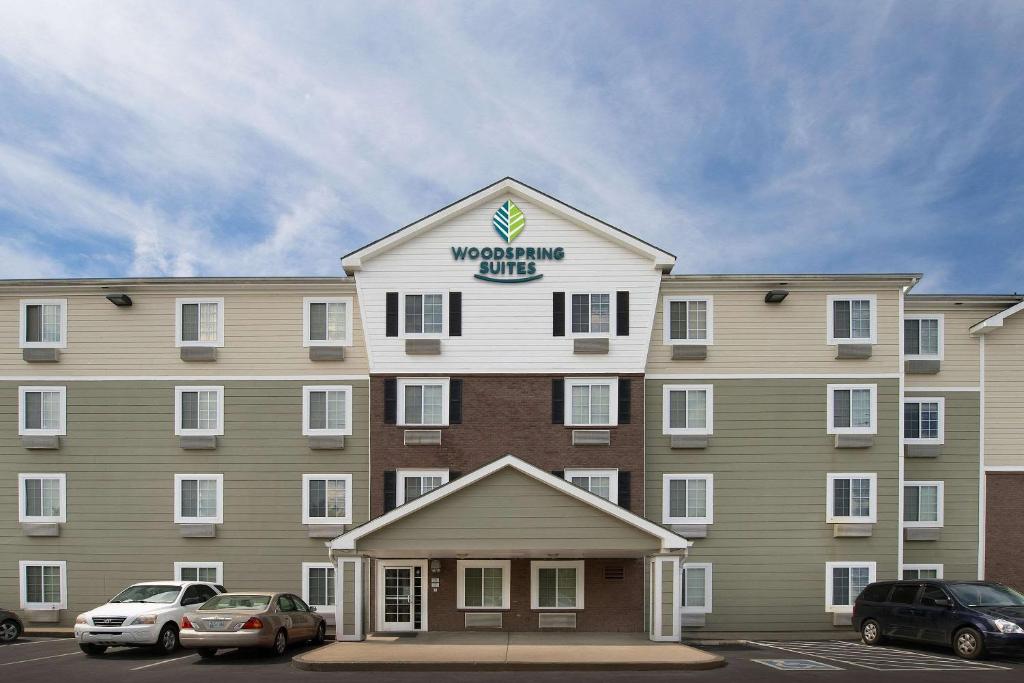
292;631;726;671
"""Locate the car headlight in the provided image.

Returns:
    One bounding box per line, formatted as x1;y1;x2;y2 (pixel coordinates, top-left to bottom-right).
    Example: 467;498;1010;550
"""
130;614;158;625
75;615;88;625
994;618;1024;634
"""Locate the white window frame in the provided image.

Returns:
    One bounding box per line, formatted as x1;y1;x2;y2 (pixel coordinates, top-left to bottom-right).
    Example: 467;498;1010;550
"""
18;386;67;436
903;397;945;445
903;480;944;528
174;473;224;524
680;562;713;614
173;386;224;437
568;292;615;337
175;297;225;348
661;384;713;436
302;562;337;612
827;384;878;435
396;469;450;506
825;561;876;613
457;559;511;610
303;296;353;347
400;291;448;338
301;474;353;525
902;564;944;580
19;560;67;610
826;294;877;345
19;299;68;349
530;560;585;610
662;296;713;345
18;473;67;524
564;377;618;427
173;561;224;584
826;473;878;524
904;314;944;360
662;474;714;525
302;385;354;436
397;377;450;426
564;468;619;504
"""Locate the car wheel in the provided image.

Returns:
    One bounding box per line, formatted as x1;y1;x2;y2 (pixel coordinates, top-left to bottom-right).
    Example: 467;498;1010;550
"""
196;648;218;659
79;644;108;656
312;622;326;645
271;629;288;657
0;619;20;643
154;623;180;655
861;619;884;646
954;627;985;660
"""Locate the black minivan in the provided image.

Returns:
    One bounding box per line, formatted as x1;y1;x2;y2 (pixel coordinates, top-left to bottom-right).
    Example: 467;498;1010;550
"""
853;580;1024;659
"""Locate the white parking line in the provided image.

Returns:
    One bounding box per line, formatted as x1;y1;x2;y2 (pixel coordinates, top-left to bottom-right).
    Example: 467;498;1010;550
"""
129;653;197;671
0;651;82;666
751;640;1011;671
2;638;74;647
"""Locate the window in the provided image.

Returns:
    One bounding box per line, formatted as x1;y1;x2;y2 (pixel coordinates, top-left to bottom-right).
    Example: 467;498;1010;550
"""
174;562;223;584
458;560;511;610
174;386;224;436
302;385;353;436
18;473;66;523
397;378;449;426
662;474;714;525
902;565;943;580
564;469;618;503
825;562;876;612
903;398;944;444
904;481;944;527
663;296;712;345
662;385;713;435
904;315;943;358
303;563;336;611
681;563;712;614
174;474;224;524
890;584;920;605
19;560;67;610
302;474;353;525
397;469;449;505
571;293;611;335
175;298;224;347
18;386;67;436
827;384;877;434
531;560;584;609
303;297;352;346
565;378;618;427
403;293;445;336
827;473;878;523
20;299;67;348
827;295;877;344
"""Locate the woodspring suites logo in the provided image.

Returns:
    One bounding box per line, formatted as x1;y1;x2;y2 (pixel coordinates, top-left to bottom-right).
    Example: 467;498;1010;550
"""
451;200;565;284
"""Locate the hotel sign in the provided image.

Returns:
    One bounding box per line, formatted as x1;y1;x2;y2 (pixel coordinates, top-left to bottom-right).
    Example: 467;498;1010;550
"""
451;200;564;283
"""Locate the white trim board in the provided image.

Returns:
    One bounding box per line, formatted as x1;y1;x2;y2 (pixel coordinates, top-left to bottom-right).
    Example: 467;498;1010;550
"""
644;373;901;380
985;466;1024;473
970;299;1024;335
0;375;370;382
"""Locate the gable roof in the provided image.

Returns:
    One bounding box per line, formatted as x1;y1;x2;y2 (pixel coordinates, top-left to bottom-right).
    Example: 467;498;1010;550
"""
340;177;676;274
329;454;689;553
970;299;1024;335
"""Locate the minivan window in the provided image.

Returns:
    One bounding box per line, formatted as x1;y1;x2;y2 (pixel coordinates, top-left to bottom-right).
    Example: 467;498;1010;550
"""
948;584;1024;607
861;584;891;602
110;585;181;604
890;584;920;605
920;586;949;606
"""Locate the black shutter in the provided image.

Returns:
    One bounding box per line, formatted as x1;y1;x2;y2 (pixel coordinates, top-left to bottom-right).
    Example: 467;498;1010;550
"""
450;379;463;424
383;471;397;512
385;292;399;337
552;292;565;336
551;470;564;479
384;378;397;424
616;291;629;336
618;471;631;510
449;292;462;337
618;378;631;424
552;378;564;424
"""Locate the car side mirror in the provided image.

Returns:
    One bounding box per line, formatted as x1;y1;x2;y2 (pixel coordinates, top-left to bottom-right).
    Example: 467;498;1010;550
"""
310;605;317;612
935;598;952;608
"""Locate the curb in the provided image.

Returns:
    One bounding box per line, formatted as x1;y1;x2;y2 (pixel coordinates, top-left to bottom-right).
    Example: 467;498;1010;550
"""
291;654;727;672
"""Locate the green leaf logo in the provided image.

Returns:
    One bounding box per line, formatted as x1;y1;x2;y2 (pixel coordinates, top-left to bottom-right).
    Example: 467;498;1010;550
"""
492;200;525;243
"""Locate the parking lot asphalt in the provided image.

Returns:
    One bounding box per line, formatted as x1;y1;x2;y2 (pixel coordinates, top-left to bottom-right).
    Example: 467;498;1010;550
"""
1;636;1022;682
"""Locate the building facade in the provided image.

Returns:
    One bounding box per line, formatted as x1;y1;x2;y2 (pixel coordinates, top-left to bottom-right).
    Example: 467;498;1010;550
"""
2;178;1021;641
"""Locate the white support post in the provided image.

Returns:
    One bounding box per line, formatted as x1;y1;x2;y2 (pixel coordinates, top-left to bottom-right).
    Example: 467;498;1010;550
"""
334;556;365;641
649;554;681;642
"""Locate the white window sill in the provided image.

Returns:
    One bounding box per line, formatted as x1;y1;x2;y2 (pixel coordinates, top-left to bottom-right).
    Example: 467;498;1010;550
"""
663;518;712;526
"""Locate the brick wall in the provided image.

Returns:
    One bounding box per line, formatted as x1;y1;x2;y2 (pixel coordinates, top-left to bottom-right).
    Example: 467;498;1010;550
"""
986;473;1024;590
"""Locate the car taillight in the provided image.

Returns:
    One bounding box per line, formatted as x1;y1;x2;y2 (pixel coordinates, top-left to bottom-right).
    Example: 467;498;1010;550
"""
242;617;264;630
181;616;193;629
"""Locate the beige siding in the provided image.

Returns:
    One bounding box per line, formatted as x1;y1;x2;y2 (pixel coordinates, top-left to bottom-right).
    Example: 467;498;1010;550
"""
0;282;368;376
342;560;356;634
660;560;674;637
647;283;902;374
359;468;660;553
984;311;1024;468
904;305;988;388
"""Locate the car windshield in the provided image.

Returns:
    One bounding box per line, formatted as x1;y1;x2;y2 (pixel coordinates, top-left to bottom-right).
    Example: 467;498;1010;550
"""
948;584;1024;607
199;595;271;610
110;585;182;604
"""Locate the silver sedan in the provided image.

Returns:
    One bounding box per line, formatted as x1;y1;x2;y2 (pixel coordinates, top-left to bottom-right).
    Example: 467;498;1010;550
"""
179;592;326;657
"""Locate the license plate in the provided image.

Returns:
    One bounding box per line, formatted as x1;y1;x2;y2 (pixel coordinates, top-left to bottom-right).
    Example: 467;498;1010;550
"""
205;620;230;630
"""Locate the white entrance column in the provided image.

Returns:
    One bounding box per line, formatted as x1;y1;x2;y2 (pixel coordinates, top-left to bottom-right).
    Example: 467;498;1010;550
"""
649;554;682;642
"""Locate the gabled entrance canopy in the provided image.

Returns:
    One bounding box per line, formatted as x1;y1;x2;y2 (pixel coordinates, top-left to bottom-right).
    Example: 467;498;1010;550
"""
329;455;688;558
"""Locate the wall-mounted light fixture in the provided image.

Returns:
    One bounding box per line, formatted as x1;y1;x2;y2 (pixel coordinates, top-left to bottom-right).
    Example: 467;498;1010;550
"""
105;293;133;307
764;289;789;304
430;559;442;574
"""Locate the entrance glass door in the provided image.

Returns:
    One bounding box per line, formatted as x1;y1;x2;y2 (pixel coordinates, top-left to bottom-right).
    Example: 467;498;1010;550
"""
382;567;414;631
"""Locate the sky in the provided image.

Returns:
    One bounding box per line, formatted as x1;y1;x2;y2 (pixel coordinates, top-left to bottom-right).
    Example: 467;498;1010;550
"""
0;1;1022;293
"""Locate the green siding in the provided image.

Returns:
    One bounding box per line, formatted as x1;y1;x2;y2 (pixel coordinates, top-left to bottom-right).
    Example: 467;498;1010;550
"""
0;380;369;626
660;559;674;637
342;560;356;634
646;378;901;637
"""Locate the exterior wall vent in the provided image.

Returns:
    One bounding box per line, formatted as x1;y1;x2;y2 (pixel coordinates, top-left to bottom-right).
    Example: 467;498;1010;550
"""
603;565;625;581
538;613;576;629
464;612;502;629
